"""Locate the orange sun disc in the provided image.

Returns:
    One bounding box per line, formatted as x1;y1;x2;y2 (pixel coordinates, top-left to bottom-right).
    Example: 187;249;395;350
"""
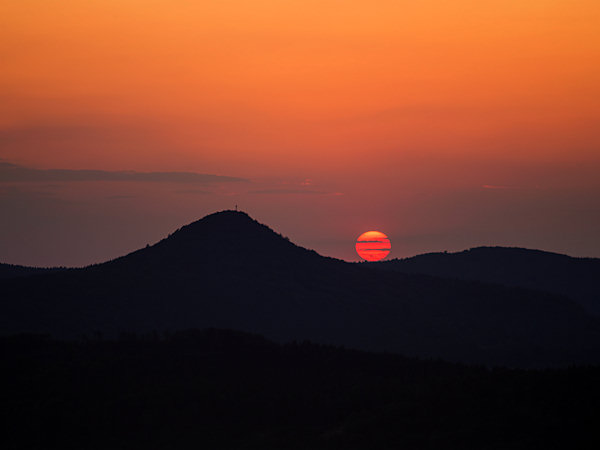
356;231;391;262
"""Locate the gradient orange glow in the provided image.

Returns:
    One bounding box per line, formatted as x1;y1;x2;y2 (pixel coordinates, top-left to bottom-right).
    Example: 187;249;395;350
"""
1;1;600;266
2;1;599;171
356;231;391;262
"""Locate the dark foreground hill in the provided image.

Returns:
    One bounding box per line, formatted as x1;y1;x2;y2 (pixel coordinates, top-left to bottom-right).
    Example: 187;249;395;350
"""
2;329;599;450
370;247;600;315
0;263;58;280
2;211;600;367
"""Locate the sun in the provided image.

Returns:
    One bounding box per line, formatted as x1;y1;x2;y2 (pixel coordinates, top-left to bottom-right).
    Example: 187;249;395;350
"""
356;231;391;262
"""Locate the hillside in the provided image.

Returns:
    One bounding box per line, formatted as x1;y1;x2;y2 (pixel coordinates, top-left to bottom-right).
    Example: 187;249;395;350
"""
370;247;600;315
1;211;599;367
0;263;58;280
3;329;599;450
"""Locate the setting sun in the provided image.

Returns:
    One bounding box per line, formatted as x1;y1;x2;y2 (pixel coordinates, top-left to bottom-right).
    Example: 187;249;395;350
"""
356;231;391;262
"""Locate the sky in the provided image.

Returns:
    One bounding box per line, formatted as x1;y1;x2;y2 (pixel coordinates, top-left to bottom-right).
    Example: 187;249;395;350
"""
1;0;599;266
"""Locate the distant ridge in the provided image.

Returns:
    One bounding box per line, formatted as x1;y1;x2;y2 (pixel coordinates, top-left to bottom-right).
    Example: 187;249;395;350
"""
370;246;600;315
2;211;600;367
0;263;59;280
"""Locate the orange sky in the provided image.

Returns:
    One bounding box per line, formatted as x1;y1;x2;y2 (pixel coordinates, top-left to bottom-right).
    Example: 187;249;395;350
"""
1;1;600;265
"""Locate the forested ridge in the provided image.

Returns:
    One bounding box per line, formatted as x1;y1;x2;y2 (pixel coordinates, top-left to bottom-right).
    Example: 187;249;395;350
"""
3;329;599;449
2;211;600;368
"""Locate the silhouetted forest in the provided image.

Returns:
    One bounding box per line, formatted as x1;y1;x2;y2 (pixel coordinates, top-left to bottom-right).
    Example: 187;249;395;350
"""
2;329;599;450
3;212;600;448
2;211;600;367
0;262;60;280
370;247;600;315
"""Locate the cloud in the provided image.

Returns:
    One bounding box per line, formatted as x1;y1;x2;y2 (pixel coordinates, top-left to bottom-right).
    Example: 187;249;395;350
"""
0;162;248;184
106;195;135;200
481;184;517;190
357;240;390;244
174;189;213;195
250;188;336;195
0;121;157;147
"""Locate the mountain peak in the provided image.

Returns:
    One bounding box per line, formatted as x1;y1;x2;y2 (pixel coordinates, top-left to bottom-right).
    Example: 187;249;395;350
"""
179;209;256;231
169;209;276;241
126;210;321;266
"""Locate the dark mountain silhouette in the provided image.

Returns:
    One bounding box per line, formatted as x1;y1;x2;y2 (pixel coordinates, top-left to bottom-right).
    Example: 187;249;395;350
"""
3;329;600;450
369;247;600;315
0;263;58;280
1;210;600;367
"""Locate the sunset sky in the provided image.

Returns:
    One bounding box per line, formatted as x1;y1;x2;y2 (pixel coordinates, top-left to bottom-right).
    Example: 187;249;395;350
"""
1;0;599;266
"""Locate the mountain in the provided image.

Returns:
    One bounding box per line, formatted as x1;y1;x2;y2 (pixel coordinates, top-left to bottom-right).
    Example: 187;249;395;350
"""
3;330;600;450
0;263;58;280
369;247;600;315
1;210;600;367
